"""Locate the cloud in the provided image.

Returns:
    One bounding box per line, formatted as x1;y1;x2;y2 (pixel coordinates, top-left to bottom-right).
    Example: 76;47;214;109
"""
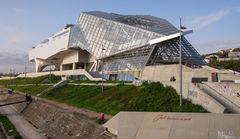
0;49;34;73
0;22;40;73
6;32;33;47
0;25;36;73
0;24;38;51
185;8;231;30
193;38;240;54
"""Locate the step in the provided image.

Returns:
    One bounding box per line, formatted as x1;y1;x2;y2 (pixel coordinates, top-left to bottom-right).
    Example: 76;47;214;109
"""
198;83;240;113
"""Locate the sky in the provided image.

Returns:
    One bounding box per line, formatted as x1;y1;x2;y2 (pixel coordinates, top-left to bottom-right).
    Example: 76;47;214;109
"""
0;0;240;73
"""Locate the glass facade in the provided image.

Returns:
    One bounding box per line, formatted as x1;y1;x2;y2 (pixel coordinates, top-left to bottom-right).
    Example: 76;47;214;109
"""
69;12;161;58
147;37;205;66
68;11;205;72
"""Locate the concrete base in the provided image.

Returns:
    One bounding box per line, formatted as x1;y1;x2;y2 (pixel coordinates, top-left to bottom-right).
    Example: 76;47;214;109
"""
17;69;102;81
104;112;240;139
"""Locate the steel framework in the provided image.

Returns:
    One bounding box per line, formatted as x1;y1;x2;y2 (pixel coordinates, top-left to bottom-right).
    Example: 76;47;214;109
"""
67;11;205;72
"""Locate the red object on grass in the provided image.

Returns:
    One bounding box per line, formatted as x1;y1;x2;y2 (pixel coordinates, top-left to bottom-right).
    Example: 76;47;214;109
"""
100;113;105;121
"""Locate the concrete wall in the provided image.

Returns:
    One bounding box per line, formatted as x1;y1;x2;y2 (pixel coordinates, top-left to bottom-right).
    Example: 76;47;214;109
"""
141;65;180;82
141;65;240;85
78;49;90;63
104;112;240;139
141;65;213;100
29;28;71;61
162;82;226;113
204;82;240;108
61;49;93;65
162;82;189;99
202;66;240;81
219;73;240;81
0;93;103;139
188;84;226;113
141;65;213;83
61;50;78;65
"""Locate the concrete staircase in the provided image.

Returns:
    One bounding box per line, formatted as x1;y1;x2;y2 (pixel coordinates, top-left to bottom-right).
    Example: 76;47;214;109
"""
197;83;240;113
89;72;102;78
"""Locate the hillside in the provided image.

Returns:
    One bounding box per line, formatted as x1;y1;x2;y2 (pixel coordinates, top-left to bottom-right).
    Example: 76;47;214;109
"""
209;59;240;72
203;47;240;71
203;47;240;58
5;82;207;115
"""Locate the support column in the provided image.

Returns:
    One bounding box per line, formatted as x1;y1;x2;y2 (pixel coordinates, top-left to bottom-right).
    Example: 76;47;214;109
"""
34;58;43;72
73;63;76;70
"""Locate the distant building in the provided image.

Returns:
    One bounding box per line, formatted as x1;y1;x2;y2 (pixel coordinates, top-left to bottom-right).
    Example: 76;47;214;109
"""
204;55;219;63
228;51;240;58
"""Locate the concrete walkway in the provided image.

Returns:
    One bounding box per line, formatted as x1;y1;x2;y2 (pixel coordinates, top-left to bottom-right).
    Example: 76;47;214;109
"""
0;105;45;139
68;82;132;86
7;82;132;87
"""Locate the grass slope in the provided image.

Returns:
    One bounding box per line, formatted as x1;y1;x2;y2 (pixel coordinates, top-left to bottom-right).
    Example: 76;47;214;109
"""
10;85;51;95
9;82;207;115
0;74;61;87
0;115;22;139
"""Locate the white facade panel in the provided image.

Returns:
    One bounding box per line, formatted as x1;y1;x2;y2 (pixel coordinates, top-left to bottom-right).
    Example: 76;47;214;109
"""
29;28;71;61
62;50;79;64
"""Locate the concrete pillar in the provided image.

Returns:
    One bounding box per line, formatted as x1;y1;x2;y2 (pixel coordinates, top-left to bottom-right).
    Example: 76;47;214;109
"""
35;62;40;72
35;58;43;72
73;63;76;70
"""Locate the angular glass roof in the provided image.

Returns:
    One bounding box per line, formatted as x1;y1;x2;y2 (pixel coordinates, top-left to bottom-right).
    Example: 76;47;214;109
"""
83;11;179;36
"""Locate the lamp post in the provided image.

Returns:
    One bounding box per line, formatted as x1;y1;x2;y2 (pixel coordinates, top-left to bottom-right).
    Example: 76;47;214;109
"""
24;63;27;85
49;63;52;83
9;68;12;89
179;18;183;106
101;46;106;93
179;18;187;106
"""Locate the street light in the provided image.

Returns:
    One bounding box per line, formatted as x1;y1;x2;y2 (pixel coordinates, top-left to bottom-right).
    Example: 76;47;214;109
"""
179;18;187;106
49;62;52;83
24;63;27;85
101;46;106;93
9;68;12;89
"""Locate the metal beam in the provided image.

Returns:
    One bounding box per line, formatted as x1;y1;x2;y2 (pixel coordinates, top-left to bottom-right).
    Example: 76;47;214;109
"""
149;30;193;45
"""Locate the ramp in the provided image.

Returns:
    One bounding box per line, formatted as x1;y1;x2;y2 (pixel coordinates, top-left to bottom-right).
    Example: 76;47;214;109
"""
37;80;66;96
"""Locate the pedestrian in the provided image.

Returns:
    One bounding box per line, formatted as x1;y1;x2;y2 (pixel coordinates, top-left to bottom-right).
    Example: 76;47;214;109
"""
172;76;176;82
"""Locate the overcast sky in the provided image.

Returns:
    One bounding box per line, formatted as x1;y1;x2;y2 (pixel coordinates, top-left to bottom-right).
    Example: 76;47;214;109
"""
0;0;240;73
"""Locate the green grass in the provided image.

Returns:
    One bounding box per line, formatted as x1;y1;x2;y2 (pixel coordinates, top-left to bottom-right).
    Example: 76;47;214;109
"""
125;82;206;112
10;85;51;95
5;82;207;115
0;74;61;87
68;80;132;84
0;115;22;139
43;85;136;115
